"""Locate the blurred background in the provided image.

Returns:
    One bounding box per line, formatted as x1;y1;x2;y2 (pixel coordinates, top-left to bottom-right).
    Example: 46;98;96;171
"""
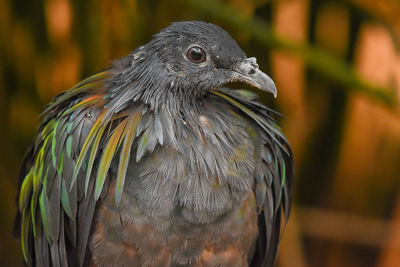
1;0;400;266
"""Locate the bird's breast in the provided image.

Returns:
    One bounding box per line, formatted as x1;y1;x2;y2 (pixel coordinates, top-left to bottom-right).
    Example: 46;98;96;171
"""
126;106;257;222
90;102;260;266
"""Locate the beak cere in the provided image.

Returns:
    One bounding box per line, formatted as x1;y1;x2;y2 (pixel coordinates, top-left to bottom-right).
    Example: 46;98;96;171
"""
232;57;277;97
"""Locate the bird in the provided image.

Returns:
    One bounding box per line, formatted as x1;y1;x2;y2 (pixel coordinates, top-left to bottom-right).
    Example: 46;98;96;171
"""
15;21;293;267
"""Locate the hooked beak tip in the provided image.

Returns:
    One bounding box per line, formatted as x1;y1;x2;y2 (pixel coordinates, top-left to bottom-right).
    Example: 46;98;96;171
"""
232;57;278;97
272;85;277;98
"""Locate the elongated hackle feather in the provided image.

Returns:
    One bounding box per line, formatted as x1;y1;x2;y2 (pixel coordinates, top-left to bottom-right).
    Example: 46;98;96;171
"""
71;110;108;191
63;95;103;116
84;123;107;197
41;71;110;116
94;118;128;200
211;88;293;225
21;207;32;264
115;111;142;205
16;69;117;267
19;169;34;212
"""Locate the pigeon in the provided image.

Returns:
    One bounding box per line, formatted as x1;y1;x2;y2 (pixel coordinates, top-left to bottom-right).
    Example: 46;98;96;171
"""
15;21;293;267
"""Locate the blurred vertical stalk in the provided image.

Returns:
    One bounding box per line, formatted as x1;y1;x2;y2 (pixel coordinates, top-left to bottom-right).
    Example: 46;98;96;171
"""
270;0;309;265
300;3;352;265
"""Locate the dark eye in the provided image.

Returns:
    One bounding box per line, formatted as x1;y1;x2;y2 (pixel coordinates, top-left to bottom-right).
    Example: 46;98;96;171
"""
186;46;206;63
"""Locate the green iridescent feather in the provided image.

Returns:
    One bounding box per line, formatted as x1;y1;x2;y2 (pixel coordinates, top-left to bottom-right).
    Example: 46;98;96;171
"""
17;71;111;266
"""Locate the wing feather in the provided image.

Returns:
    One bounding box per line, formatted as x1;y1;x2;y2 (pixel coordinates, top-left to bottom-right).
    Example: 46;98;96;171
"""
94;117;128;200
15;71;132;267
116;111;142;205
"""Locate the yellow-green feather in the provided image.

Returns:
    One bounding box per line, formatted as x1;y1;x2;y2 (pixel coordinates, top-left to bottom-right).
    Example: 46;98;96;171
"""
95;119;128;200
84;123;107;196
21;207;32;265
39;191;51;243
29;129;52;239
31;167;49;237
41;119;56;138
51;120;60;168
115;112;142;205
71;110;107;190
19;169;34;212
57;152;64;177
63;95;103;116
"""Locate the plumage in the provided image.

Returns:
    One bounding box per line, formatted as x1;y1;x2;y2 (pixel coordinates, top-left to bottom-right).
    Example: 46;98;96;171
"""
95;117;128;200
116;111;142;205
15;21;293;267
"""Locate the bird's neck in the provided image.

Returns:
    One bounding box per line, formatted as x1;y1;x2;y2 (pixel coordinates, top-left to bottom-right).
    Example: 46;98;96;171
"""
104;62;207;115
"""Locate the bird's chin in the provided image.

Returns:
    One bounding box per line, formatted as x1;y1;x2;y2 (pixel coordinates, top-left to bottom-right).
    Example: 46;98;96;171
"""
231;57;277;97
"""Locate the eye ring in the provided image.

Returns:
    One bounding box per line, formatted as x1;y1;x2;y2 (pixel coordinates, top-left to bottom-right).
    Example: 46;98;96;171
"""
186;46;206;64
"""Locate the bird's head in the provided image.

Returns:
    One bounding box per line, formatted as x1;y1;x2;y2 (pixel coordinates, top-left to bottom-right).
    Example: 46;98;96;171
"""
106;21;276;112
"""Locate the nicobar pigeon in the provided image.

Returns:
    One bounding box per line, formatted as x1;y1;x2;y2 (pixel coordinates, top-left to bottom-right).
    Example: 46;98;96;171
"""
15;21;293;267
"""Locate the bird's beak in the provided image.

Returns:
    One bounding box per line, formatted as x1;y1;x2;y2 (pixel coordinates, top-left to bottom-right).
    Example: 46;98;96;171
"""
231;57;277;97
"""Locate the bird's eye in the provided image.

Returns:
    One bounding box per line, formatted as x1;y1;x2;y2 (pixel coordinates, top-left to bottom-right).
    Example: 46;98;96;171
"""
186;46;206;63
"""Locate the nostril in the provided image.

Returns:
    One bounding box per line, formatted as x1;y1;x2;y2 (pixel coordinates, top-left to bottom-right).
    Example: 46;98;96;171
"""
249;69;255;75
